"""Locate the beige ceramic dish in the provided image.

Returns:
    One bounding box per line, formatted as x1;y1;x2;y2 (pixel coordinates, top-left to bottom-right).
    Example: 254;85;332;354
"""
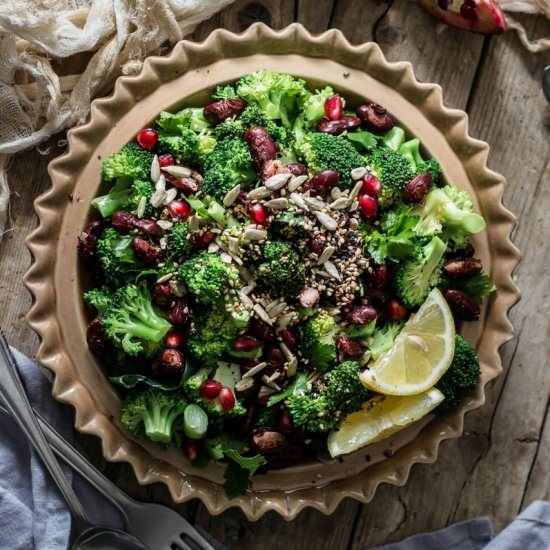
25;23;520;520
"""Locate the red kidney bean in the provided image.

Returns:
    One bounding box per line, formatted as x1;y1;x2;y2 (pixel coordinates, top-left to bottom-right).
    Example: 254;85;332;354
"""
152;349;185;379
86;318;107;355
403;173;433;204
336;335;363;358
158;153;174;167
168;299;189;326
346;303;378;325
135;218;163;238
219;387;236;411
193;230;216;250
153;282;174;309
250;317;277;342
111;211;163;238
444;289;481;320
356;103;395;133
307;170;339;197
286;163;308;177
250;428;288;455
165;329;186;349
358;194;378;219
278;409;295;434
443;258;483;279
200;379;222;399
203;98;247;125
136;128;158;150
385;299;407;321
164;173;200;194
317;115;361;135
131;237;165;265
167;200;191;221
263;345;286;367
324;95;344;120
77;221;103;262
281;328;298;351
361;174;382;197
244;126;278;169
298;287;320;308
233;335;261;351
249;203;267;226
239;401;259;435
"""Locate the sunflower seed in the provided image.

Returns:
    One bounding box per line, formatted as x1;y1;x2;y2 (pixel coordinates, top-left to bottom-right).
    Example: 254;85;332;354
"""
170;280;186;297
304;196;326;210
359;350;372;367
163;188;178;205
331;187;342;200
155;174;166;193
239;266;252;283
265;198;289;209
349;218;359;229
261;375;281;392
235;377;255;392
242;361;269;379
220;252;233;264
269;302;287;318
265;299;281;313
265;172;291;190
229;253;243;265
159;238;167;250
215;237;228;251
276;312;295;331
223;184;241;207
241;283;256;295
188;215;200;232
349;180;364;200
324;260;341;280
279;342;294;362
258;386;276;398
150;155;161;182
349;201;359;212
244;228;267;241
136;196;147;218
351;166;367;180
150;189;166;208
156;272;175;284
161;165;192;178
228;236;240;255
207;243;220;253
253;303;273;325
330;197;350;210
238;291;254;309
317;245;336;265
315;211;337;231
247;187;271;200
157;220;173;230
289;192;309;212
287;174;308;192
286;356;298;377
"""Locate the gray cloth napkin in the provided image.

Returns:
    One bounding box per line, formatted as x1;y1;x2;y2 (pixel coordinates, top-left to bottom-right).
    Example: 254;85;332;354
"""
0;349;549;550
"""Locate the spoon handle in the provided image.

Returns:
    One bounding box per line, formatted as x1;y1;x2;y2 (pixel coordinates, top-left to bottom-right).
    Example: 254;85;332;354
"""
0;332;88;525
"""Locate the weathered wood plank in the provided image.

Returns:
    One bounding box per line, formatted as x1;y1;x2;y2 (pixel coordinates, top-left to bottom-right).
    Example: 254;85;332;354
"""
296;0;335;33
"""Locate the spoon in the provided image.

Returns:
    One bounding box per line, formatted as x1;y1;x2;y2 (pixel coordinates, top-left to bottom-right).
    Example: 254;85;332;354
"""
0;332;147;550
544;66;550;104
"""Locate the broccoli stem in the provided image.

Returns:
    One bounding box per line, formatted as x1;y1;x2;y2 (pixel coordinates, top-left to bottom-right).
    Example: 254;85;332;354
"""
382;127;406;151
143;403;183;443
399;139;423;171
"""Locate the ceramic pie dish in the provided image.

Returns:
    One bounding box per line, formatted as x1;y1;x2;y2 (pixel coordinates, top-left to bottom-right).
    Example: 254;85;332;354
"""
25;23;520;520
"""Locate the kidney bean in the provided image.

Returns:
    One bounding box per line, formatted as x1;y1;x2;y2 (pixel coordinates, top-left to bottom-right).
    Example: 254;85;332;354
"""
263;345;286;367
443;258;483;279
316;115;361;135
444;289;481;320
244;126;278;169
336;335;363;358
324;95;344;120
356;103;395;133
286;162;308;177
298;287;320;308
278;409;295;434
152;349;185;379
193;230;216;250
346;303;378;325
164;173;200;194
250;317;277;342
77;221;103;262
136;218;163;238
153;282;174;309
281;328;298;351
86;318;107;355
203;98;247;125
131;237;165;265
111;211;163;238
250;428;288;455
239;401;259;435
449;242;475;259
233;335;261;351
168;299;189;326
307;170;339;197
403;173;433;204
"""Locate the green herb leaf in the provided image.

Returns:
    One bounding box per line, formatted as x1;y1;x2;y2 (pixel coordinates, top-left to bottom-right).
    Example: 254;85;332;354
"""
223;461;254;499
346;130;378;152
267;372;308;407
109;374;182;392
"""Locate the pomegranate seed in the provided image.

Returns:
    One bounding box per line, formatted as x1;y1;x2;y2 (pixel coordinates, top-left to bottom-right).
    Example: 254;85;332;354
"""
367;262;388;288
361;174;382;197
249;203;267;226
200;379;222;399
165;330;186;349
324;95;344;121
263;346;285;367
183;440;199;461
167;199;191;221
281;328;298;350
136;128;158;150
309;237;324;254
219;387;236;411
158;153;174;167
193;230;216;250
358;194;378;220
386;299;407;321
233;335;261;351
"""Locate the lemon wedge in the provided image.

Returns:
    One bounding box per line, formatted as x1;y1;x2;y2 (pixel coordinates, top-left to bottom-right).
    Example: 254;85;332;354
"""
360;288;455;396
327;388;445;457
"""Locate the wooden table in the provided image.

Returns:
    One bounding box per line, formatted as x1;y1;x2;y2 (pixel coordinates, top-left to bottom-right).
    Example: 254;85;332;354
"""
2;1;549;547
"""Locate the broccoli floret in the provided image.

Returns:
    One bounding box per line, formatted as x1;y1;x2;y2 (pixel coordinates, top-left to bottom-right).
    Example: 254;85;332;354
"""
121;389;186;443
367;147;414;208
187;307;240;366
398;139;443;185
156;129;198;165
101;142;154;182
435;335;480;414
96;227;145;288
292;86;335;146
92;178;133;218
256;240;305;296
184;367;246;419
212;84;238;100
301;311;339;371
201;138;256;202
393;236;447;308
235;69;307;126
439;271;496;304
84;286;114;315
415;159;443;186
299;133;364;188
413;186;486;250
178;252;239;305
157;108;211;134
287;361;369;432
101;284;171;356
381;127;406;151
367;322;404;362
167;221;192;260
128;180;155;216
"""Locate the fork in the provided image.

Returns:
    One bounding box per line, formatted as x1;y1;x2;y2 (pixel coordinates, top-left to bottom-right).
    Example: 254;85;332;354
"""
0;342;218;550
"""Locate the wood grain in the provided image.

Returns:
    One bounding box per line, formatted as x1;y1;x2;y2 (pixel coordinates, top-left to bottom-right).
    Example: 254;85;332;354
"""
2;2;548;549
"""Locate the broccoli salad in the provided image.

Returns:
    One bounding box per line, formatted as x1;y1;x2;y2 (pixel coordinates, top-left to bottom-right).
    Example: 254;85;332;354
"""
79;70;495;497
